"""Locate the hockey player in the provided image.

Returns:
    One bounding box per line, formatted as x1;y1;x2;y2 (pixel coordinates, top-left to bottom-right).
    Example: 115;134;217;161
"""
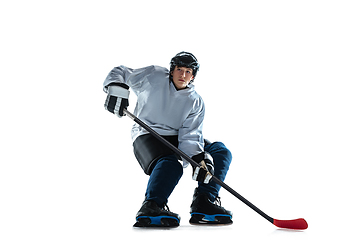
103;52;233;227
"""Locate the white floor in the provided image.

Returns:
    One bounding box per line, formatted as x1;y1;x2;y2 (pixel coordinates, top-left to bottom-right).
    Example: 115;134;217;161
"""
1;151;359;239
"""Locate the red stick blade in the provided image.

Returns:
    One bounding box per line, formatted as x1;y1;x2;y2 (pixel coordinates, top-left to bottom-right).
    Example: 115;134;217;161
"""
273;218;308;230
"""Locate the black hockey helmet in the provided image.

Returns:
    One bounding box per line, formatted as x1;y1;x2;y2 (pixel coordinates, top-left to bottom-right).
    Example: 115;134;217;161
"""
169;51;200;83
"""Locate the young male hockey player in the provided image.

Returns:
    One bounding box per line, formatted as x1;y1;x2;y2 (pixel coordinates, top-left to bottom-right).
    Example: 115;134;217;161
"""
103;52;233;227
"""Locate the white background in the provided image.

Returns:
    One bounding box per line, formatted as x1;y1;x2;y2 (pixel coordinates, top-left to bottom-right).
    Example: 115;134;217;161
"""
1;0;359;239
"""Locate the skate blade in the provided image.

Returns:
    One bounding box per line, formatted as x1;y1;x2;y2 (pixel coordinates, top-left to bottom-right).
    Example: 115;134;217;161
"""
189;213;233;226
134;216;179;228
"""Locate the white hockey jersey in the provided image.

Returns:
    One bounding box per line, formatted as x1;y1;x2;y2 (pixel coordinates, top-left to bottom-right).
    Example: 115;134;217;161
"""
103;65;205;167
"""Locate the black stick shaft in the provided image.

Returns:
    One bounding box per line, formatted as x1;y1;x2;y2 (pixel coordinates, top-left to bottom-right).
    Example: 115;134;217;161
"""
123;109;274;224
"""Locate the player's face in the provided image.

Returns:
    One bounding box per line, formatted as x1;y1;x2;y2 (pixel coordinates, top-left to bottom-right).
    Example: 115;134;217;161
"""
171;66;194;90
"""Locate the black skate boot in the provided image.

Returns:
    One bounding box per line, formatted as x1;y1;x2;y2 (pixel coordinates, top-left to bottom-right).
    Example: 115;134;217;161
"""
189;188;233;225
133;200;180;228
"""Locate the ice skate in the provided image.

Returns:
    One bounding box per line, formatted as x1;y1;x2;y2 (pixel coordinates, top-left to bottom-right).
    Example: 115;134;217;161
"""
189;188;233;225
134;200;180;228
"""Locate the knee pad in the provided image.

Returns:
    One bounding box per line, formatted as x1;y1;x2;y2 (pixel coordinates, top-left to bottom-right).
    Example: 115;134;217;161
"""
208;142;232;162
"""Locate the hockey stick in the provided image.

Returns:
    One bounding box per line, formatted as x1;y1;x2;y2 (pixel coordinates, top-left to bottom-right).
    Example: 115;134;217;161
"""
123;109;308;230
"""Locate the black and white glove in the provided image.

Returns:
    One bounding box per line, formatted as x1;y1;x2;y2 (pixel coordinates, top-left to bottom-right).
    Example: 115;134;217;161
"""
192;152;214;184
104;83;130;118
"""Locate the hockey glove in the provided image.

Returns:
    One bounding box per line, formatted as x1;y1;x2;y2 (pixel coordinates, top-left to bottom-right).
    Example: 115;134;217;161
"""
104;83;130;118
192;152;214;184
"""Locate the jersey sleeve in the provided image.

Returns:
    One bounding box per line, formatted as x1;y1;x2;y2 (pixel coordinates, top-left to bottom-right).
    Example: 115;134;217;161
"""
178;96;205;166
103;65;157;95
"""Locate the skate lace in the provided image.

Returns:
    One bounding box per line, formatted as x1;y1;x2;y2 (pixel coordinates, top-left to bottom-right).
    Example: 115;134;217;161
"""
163;203;170;211
214;197;222;206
